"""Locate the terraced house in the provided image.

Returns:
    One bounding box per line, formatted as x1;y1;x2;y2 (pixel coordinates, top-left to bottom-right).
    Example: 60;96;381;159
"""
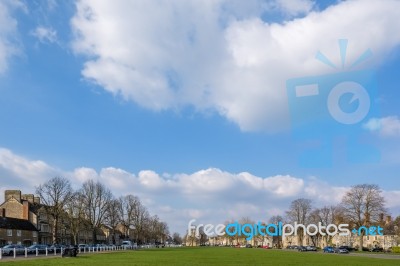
0;190;122;246
0;191;40;246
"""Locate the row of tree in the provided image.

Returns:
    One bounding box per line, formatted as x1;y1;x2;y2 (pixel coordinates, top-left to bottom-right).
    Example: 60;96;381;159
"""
35;177;174;245
189;184;400;250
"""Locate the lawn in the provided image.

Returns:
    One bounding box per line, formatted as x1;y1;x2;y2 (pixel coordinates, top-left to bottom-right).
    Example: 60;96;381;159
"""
0;247;399;266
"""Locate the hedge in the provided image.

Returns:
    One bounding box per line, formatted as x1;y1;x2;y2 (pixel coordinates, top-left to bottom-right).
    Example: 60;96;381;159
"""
392;246;400;253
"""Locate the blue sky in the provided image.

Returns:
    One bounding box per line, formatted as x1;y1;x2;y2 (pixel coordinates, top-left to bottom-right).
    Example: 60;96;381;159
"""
1;0;400;234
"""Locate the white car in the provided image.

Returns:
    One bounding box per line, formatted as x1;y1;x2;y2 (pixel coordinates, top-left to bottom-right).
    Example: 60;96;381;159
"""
1;244;26;256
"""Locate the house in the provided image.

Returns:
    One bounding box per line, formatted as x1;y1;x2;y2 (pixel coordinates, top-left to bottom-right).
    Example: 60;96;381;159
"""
0;209;38;246
0;190;55;244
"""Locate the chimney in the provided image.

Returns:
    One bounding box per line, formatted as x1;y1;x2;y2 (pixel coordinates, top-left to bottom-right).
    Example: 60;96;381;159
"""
22;201;29;220
34;197;41;204
22;194;35;203
379;213;384;223
386;215;392;225
5;190;21;202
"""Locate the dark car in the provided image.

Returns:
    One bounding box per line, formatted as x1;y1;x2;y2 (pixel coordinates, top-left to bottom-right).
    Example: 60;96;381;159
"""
338;246;355;252
298;246;307;252
48;244;65;253
370;247;384;252
323;246;335;253
27;244;48;254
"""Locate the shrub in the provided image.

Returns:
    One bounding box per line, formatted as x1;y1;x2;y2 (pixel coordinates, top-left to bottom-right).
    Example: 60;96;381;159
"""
392;246;400;253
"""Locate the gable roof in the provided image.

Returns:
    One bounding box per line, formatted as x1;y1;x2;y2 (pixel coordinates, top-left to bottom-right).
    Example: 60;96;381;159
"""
0;217;38;231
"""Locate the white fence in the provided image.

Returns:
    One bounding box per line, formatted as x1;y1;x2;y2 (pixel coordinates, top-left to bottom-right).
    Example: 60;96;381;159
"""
0;244;181;260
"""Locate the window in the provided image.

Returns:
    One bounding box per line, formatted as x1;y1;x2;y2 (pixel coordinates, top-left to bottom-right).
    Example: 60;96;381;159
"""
17;230;21;237
33;231;38;237
41;224;50;233
7;229;12;236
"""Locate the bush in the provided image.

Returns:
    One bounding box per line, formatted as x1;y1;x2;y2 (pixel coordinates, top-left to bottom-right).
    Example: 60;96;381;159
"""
392;247;400;253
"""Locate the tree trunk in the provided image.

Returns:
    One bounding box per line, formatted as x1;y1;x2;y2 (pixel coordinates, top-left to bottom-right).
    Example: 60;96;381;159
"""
52;218;58;244
93;228;97;244
359;234;363;251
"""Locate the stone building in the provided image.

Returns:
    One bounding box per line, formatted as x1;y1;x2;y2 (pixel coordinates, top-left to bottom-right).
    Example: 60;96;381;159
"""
0;209;38;246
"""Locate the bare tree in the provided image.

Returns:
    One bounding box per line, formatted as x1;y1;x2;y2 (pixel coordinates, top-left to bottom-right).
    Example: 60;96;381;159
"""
341;184;386;251
80;179;113;243
65;192;87;245
286;198;312;245
119;195;139;239
131;199;149;244
309;205;339;247
269;215;284;248
105;198;122;244
36;177;73;244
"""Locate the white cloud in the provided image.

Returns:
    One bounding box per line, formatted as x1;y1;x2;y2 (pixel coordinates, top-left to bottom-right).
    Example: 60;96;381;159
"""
272;0;315;16
31;26;58;44
1;147;399;234
71;0;400;132
0;1;23;74
264;175;304;196
364;116;400;137
0;148;60;197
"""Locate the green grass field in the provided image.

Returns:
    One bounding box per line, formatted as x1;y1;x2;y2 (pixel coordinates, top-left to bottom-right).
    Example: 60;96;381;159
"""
0;247;399;266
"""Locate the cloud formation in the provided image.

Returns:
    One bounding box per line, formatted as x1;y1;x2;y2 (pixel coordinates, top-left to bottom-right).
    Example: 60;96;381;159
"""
31;26;58;44
364;116;400;137
1;147;399;234
0;1;24;74
71;0;400;132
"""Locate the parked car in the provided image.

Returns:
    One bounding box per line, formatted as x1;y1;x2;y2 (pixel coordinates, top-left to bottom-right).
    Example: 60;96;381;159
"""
298;246;307;252
338;246;355;252
335;247;349;254
323;246;335;253
306;246;317;251
1;244;25;256
78;244;88;249
121;240;137;249
370;247;384;252
27;244;48;254
48;244;65;253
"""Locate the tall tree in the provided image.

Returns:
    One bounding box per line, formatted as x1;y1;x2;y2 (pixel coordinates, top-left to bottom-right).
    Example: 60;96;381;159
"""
80;179;113;243
309;205;340;247
105;198;122;244
119;195;139;239
36;176;73;244
131;199;149;243
65;192;86;245
269;215;284;248
341;184;386;251
286;198;312;245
